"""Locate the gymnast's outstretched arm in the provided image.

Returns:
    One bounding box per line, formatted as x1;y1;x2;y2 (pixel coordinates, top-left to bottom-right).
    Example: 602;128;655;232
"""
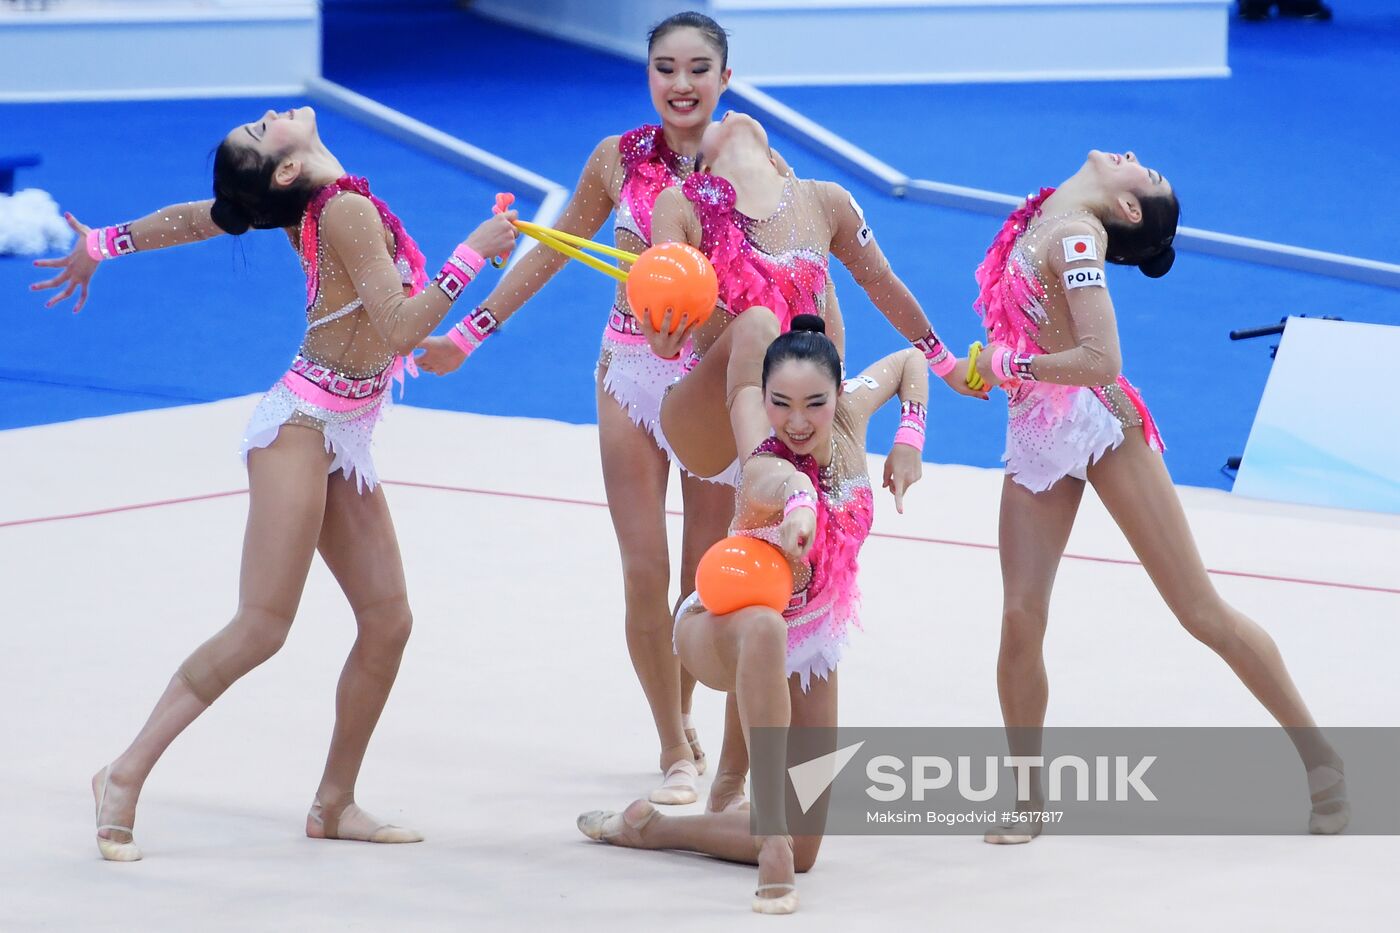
32;200;225;311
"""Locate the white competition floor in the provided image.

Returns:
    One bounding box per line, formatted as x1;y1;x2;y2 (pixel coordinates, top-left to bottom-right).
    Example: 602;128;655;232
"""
1;399;1396;931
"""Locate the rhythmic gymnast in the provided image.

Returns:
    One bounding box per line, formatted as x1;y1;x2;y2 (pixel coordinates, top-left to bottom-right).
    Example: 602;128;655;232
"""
579;312;930;914
634;110;985;804
415;12;771;806
967;151;1347;842
33;105;516;859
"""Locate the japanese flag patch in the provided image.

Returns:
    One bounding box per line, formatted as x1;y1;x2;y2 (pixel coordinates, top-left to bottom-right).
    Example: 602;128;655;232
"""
1061;235;1099;263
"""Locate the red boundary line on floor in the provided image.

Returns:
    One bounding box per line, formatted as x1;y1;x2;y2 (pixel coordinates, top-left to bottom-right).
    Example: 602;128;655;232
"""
3;479;1396;596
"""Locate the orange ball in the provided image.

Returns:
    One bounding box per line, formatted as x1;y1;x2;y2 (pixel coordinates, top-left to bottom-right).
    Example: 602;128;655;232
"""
696;535;794;616
625;242;718;334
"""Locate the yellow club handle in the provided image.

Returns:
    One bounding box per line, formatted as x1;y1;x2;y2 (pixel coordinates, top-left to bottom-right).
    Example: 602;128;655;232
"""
514;224;629;283
513;220;640;264
966;341;987;392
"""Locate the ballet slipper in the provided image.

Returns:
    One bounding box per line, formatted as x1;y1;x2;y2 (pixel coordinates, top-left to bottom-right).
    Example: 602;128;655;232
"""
1307;763;1350;835
306;799;423;844
92;766;141;862
752;835;798;915
577;799;659;845
706;772;749;813
707;793;750;814
649;759;700;806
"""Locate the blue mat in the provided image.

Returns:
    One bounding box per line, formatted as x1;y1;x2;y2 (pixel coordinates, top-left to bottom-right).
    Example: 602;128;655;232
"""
319;6;1400;489
4;4;1397;493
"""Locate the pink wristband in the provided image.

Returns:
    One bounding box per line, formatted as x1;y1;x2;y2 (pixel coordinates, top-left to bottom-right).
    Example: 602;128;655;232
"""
892;399;927;452
784;489;816;519
445;305;500;358
914;330;956;378
433;243;487;302
452;242;486;274
85;224;135;262
989;344;1014;385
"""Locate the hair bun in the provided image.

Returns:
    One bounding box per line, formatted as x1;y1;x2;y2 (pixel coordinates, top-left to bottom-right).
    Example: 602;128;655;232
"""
1139;246;1175;279
210;196;252;236
789;313;826;335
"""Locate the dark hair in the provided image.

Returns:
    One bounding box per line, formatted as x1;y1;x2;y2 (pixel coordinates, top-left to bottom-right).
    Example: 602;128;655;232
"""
647;11;729;69
210;137;315;235
1104;191;1179;278
762;314;841;389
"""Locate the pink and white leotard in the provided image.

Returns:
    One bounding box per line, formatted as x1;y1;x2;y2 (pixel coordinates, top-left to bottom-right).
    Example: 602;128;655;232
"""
676;406;875;691
240;176;426;491
673;172;838;367
595;124;694;458
975;188;1165;493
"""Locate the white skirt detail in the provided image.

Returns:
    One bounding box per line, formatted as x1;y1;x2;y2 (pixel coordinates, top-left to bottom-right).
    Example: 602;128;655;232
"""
239;381;391;493
1003;384;1124;493
599;333;739;485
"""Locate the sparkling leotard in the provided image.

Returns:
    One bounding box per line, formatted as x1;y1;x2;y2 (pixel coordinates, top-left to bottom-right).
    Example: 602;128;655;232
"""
975;189;1164;492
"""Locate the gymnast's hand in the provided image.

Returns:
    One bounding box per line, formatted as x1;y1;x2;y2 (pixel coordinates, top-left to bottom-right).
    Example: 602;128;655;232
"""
31;212;98;313
637;305;699;361
414;334;466;375
945;357;990;399
973;347;1007;390
779;497;817;561
465;210;519;259
883;443;923;514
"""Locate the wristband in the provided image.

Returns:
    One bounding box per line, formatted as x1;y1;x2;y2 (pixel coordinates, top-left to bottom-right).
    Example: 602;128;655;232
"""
445;305;500;358
85;225;136;262
989;344;1015;385
783;489;816;519
1012;354;1037;382
433;243;487;302
892;399;927;452
913;329;956;378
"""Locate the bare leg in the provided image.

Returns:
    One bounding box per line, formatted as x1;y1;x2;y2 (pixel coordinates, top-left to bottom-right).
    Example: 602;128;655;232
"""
984;473;1084;844
1087;434;1346;831
784;670;837;873
582;605;818;912
596;369;696;793
660;307;780;479
93;426;333;857
676;469;736;771
304;474;420;843
707;693;751;813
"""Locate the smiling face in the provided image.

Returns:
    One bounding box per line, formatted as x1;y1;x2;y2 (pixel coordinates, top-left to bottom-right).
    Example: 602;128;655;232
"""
647;26;730;131
764;359;839;456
